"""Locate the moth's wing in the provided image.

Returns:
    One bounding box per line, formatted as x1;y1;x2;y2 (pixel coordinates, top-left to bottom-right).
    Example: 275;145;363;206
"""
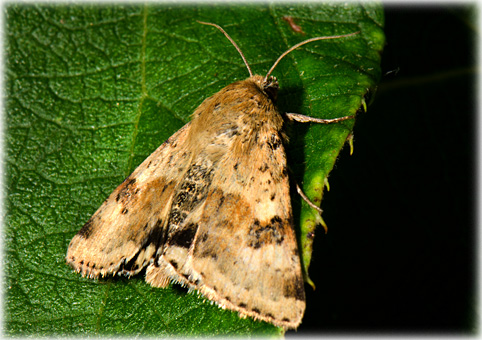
195;187;304;329
146;132;305;329
66;123;191;279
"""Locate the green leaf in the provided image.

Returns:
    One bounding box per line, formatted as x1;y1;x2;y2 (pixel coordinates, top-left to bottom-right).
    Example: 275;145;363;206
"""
5;3;384;336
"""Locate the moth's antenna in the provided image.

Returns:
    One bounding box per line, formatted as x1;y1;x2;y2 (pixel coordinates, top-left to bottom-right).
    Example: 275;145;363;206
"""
264;31;360;82
198;21;253;77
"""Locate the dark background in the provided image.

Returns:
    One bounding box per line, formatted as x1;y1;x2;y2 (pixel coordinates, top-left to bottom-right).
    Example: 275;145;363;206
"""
291;5;477;335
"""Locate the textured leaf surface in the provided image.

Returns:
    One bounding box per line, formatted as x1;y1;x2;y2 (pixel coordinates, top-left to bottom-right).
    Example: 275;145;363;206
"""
5;3;383;336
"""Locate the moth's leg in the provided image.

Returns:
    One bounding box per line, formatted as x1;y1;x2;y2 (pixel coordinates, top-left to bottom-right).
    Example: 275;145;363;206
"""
295;182;322;215
286;112;355;231
286;112;355;124
293;181;328;233
286;111;355;206
287;166;324;216
287;113;356;153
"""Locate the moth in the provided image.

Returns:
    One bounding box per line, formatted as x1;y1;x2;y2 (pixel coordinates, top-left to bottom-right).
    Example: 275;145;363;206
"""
66;21;358;330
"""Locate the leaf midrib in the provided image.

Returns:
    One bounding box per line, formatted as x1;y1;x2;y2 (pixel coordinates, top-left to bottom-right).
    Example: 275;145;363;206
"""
126;3;149;177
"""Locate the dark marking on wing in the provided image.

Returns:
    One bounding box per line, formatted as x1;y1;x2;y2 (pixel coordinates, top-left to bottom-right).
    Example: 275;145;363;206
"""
116;178;137;202
217;195;225;210
283;275;306;301
195;223;225;259
199;232;209;243
281;166;288;177
267;134;281;150
119;219;166;274
169;210;186;227
169;223;198;249
167;162;214;233
259;163;269;172
161;181;174;194
169;259;178;270
77;219;94;239
197;246;219;260
247;216;286;249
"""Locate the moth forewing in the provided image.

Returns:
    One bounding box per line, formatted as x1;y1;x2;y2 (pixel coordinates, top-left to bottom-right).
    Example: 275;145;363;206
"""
66;22;359;330
66;123;192;278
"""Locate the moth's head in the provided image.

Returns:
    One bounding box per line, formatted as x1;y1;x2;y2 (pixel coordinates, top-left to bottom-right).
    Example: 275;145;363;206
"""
261;75;279;103
246;75;279;103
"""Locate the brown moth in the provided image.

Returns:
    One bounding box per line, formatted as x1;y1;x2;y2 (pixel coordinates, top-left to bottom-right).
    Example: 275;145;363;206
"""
66;21;358;330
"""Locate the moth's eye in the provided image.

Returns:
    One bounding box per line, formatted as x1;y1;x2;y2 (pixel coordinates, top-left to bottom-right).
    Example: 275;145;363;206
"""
264;85;278;103
263;77;279;102
264;76;278;88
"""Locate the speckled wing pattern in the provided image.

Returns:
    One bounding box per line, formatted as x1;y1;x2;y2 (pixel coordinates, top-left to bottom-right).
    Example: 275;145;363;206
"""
66;75;306;329
145;122;305;329
66;123;192;278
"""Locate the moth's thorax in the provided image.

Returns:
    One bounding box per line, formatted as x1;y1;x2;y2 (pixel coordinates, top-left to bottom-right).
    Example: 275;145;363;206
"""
189;75;284;152
195;75;279;119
